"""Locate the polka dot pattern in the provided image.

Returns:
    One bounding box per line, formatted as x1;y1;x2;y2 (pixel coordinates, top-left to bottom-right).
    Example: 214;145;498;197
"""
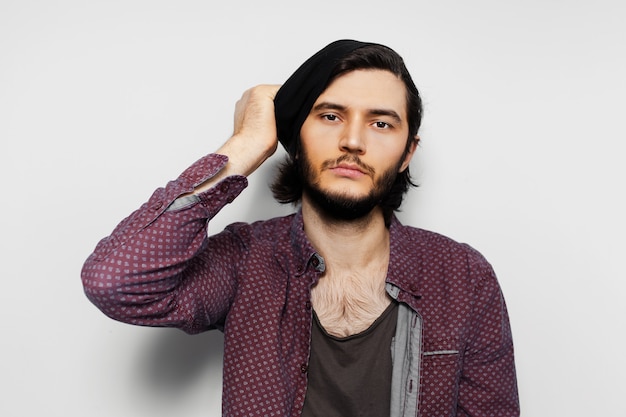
82;154;519;416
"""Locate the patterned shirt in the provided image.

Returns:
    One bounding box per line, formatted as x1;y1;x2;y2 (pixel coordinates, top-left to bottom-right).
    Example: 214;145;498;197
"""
82;153;520;416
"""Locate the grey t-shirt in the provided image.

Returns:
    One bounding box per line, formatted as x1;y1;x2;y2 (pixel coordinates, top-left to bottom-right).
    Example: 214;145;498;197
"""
301;302;398;417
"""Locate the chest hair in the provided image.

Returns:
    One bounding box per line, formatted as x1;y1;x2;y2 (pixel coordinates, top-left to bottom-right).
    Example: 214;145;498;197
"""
311;264;391;338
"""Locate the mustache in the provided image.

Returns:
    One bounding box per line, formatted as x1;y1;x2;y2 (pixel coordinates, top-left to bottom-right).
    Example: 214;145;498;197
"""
320;154;376;176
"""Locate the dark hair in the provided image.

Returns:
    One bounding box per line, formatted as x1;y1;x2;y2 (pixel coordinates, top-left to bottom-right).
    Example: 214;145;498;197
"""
271;44;423;219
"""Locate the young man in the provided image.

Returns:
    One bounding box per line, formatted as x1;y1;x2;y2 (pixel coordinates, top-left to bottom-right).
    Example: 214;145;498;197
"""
82;40;519;416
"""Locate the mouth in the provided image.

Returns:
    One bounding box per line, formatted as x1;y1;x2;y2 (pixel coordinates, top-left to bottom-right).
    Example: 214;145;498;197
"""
329;163;368;179
320;155;376;179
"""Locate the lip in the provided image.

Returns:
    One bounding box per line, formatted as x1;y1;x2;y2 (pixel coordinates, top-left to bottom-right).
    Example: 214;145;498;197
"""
329;163;367;178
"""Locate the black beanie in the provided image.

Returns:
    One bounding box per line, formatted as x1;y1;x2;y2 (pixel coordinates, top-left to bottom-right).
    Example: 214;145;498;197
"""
274;39;376;157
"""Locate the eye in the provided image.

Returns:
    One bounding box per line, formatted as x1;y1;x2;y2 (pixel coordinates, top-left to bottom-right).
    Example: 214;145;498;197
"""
322;114;339;122
374;121;391;129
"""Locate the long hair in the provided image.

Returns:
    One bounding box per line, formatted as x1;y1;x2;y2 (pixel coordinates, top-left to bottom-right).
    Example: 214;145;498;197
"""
271;44;423;221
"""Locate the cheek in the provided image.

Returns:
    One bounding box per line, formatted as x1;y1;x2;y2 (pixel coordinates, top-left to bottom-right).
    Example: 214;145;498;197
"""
300;136;338;164
371;143;406;165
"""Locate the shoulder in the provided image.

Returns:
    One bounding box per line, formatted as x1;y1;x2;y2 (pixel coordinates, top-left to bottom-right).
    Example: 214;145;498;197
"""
222;214;296;244
390;218;495;279
391;219;474;256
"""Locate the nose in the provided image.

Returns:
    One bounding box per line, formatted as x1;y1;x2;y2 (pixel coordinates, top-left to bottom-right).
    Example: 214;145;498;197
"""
338;119;365;154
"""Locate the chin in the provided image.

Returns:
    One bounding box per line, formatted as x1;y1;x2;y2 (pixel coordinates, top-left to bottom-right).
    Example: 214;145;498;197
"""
304;185;381;221
319;181;373;200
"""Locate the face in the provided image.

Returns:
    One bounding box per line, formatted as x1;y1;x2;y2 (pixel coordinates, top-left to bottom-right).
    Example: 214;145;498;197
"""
299;69;417;220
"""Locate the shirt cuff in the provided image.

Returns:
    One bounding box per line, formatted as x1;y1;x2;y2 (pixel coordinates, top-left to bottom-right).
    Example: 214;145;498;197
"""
166;153;248;213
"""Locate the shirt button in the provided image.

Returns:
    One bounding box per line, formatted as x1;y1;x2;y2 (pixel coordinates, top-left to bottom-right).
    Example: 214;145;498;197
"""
305;301;311;310
311;254;325;272
300;364;308;373
152;201;163;210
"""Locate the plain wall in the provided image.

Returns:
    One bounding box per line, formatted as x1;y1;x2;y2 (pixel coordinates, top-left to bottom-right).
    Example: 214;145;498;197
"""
2;1;625;416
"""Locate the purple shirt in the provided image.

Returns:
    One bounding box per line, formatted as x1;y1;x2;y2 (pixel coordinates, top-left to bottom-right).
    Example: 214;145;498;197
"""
82;154;519;416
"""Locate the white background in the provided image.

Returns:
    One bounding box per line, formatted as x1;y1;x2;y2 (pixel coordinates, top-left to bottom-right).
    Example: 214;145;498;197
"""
1;1;625;416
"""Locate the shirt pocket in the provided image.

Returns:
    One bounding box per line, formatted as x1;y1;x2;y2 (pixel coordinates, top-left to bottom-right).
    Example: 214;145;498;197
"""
419;346;462;416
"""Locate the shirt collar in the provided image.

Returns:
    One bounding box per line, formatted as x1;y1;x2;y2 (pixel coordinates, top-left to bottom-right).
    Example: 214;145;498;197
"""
284;210;423;298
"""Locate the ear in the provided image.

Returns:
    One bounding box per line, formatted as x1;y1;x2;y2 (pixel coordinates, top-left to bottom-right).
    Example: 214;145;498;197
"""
398;135;419;172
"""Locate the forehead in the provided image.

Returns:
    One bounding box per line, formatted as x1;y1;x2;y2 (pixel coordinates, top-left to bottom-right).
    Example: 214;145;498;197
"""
314;69;408;117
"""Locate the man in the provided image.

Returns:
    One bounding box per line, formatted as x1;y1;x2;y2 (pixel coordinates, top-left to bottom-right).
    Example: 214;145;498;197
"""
82;40;519;416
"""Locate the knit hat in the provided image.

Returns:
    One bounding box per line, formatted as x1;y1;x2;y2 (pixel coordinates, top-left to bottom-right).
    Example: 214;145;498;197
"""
274;39;375;156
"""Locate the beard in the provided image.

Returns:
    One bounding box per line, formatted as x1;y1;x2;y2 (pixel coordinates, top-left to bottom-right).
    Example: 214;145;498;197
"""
300;151;403;221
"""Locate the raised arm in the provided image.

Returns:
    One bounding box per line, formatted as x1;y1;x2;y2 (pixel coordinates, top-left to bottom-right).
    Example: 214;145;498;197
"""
81;85;280;334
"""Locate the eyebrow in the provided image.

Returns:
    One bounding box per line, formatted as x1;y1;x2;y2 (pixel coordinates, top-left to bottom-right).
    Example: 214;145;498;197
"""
312;101;403;124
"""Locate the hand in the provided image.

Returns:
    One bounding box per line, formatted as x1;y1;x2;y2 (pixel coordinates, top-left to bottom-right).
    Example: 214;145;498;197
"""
232;84;281;161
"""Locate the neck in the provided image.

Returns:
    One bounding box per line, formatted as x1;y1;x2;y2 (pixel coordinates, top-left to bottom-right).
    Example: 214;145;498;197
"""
301;194;390;268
